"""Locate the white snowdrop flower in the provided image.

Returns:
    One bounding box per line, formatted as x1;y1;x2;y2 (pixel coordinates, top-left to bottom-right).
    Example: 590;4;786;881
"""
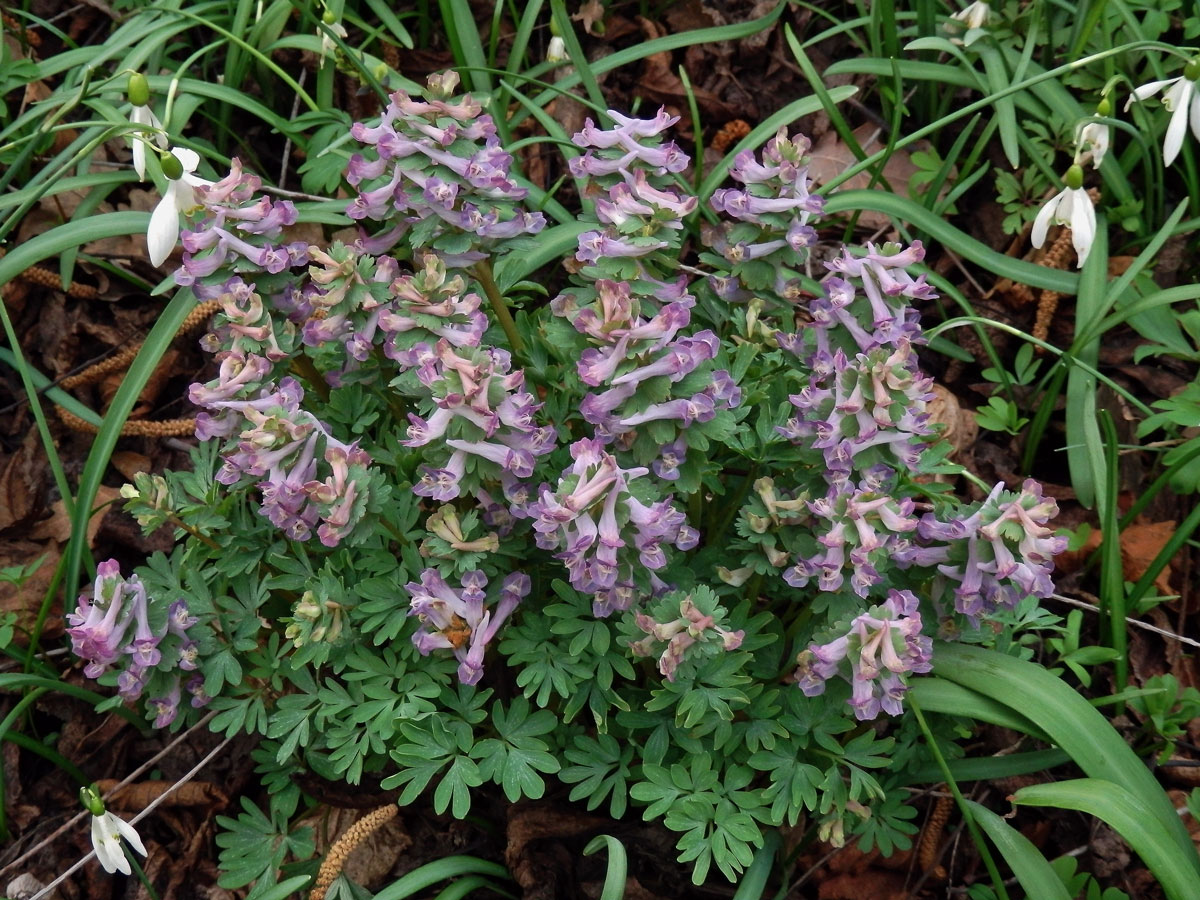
130;106;166;181
1077;120;1111;168
81;785;147;876
1031;164;1096;268
127;73;166;181
318;15;347;57
1125;58;1200;167
547;36;568;64
148;147;212;267
951;0;991;30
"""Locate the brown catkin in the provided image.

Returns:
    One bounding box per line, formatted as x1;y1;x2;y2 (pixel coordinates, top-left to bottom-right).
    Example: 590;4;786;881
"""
308;805;400;900
55;299;223;436
16;264;99;299
917;792;953;881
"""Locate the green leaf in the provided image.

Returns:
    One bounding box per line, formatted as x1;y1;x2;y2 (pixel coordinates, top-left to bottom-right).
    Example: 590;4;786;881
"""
931;642;1200;875
583;835;628;900
1013;780;1199;900
966;800;1072;900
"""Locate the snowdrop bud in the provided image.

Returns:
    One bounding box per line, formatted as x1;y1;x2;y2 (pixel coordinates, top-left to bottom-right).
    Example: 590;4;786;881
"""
547;36;568;63
160;149;184;180
1096;94;1112;117
80;784;105;817
127;72;149;108
1064;163;1084;190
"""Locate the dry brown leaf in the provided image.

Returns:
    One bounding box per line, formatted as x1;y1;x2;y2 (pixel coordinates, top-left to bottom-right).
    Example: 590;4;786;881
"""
572;0;606;35
818;871;908;900
928;384;978;460
95;778;228;811
634;18;746;121
111;451;153;483
807;124;940;231
1120;520;1175;596
0;430;48;533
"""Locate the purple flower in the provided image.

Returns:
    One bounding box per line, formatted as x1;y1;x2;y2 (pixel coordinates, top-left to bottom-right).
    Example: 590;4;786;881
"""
147;678;182;728
406;569;530;684
793;589;932;720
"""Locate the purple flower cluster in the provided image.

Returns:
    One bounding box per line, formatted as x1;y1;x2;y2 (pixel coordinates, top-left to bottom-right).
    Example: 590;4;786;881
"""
190;365;382;546
777;242;936;480
782;470;919;598
201;280;294;361
347;71;545;260
706;129;825;281
792;589;932;721
174;159;310;296
406;340;554;504
629;594;745;681
552;279;739;448
380;253;487;359
406;568;530;684
532;438;697;616
570;109;696;269
68;560;206;727
906;480;1068;625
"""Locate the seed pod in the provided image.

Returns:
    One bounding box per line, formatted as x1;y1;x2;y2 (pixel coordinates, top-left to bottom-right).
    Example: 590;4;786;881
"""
160;150;184;180
128;72;150;107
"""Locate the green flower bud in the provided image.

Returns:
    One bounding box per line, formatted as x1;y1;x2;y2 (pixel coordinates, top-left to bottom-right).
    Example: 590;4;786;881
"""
80;784;105;817
1096;94;1112;117
127;72;150;108
1185;57;1200;82
322;8;336;24
1064;163;1084;190
159;150;184;180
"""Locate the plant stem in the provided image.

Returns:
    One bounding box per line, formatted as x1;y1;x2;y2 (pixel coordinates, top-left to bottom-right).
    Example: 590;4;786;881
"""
909;697;1010;900
167;515;221;550
290;354;331;404
472;260;525;356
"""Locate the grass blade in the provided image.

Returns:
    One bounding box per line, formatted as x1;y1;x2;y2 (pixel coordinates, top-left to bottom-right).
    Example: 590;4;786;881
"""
930;641;1200;875
1013;779;1199;900
821;190;1078;293
966;800;1072;900
584;835;628;900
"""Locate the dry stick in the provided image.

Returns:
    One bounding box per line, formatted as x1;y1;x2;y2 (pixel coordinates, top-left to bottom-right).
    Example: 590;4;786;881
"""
1046;592;1200;651
27;731;233;900
0;711;216;880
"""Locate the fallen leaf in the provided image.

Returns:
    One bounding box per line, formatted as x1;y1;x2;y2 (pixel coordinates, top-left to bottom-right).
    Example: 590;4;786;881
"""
572;0;606;35
634;18;747;121
1120;520;1175;597
807;124;942;231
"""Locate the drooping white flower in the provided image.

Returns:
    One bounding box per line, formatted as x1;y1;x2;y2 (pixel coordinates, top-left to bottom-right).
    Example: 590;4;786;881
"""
1125;60;1200;167
1076;120;1111;169
91;810;147;874
148;147;211;267
130;105;167;181
1031;165;1096;268
82;785;148;876
318;18;348;57
547;36;568;64
950;0;991;30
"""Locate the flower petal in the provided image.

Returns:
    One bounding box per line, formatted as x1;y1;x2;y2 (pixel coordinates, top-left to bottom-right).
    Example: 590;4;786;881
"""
1068;188;1096;267
171;146;201;174
1163;83;1192;166
91;814;131;875
1191;89;1200;144
112;814;147;857
1125;77;1178;111
148;190;182;267
1030;190;1062;249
